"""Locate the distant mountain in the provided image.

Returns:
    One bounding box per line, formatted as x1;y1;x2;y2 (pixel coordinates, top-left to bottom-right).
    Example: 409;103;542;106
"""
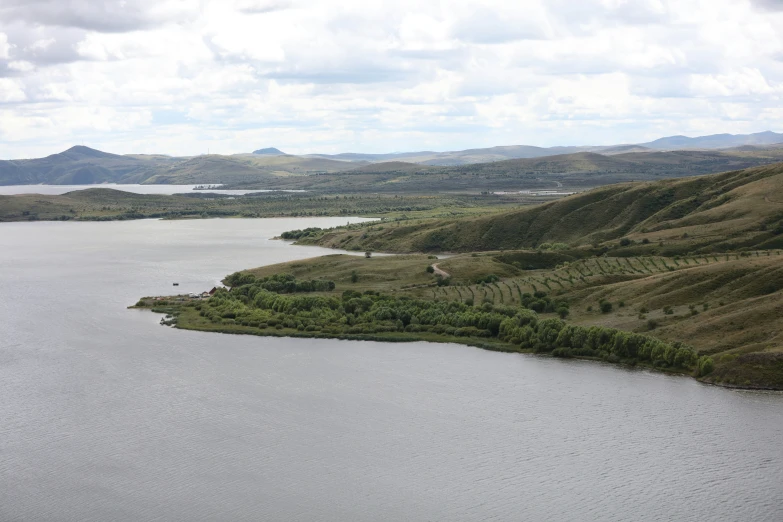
305;131;783;166
642;131;783;150
3;132;783;187
252;147;286;155
0;146;156;185
0;146;346;186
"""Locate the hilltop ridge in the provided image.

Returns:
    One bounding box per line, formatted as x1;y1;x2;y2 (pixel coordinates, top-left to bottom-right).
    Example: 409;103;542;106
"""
303;161;783;254
3;131;783;188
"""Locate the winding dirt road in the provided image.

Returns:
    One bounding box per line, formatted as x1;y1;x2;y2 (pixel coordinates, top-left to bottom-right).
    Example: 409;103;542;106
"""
432;263;450;278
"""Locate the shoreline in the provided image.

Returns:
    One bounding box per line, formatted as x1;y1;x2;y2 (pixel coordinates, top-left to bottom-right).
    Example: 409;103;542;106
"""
131;301;782;391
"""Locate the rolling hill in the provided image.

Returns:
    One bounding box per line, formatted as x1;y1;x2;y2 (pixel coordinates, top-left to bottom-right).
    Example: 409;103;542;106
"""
0;146;165;185
244;147;783;193
642;131;783;150
0;146;355;186
304;131;783;166
303;162;783;254
3;133;783;189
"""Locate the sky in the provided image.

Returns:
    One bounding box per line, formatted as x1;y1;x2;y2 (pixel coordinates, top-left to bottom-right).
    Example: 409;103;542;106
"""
0;0;782;159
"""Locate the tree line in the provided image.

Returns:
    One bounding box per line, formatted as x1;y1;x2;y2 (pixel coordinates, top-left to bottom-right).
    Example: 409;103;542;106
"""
195;272;713;376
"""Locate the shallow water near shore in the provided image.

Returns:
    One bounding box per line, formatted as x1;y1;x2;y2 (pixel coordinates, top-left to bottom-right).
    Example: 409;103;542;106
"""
1;218;781;521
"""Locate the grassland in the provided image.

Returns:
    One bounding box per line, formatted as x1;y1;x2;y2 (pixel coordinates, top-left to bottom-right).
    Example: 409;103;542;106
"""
134;248;783;389
299;162;783;255
222;148;783;193
124;161;783;389
0;189;543;223
8;143;783;194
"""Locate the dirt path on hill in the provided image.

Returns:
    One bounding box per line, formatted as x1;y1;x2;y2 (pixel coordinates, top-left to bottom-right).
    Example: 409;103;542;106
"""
432;263;450;278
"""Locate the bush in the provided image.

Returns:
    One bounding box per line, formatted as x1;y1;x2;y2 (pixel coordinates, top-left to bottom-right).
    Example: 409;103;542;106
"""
436;276;451;287
195;270;701;376
647;319;658;330
698;356;715;376
426;265;435;273
600;302;613;314
619;238;632;247
475;274;499;284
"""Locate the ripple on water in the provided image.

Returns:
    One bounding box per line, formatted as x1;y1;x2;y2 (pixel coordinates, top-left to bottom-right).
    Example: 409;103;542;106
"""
0;219;781;522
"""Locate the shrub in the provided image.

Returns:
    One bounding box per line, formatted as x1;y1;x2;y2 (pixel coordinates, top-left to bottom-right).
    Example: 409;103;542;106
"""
600;302;613;314
698;356;715;376
557;306;570;319
647;319;658;330
351;270;359;283
475;274;500;284
436;276;451;287
619;238;632;247
426;265;435;273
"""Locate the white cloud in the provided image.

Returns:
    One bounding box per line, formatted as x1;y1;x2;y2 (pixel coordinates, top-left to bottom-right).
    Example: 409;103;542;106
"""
0;32;11;59
0;78;26;101
0;0;782;158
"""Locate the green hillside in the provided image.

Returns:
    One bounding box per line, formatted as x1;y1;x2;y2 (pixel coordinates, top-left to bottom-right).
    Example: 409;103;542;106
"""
303;162;783;254
5;144;783;193
0;188;530;222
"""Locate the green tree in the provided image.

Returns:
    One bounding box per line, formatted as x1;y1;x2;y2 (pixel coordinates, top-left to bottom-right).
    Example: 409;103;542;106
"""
698;356;715;376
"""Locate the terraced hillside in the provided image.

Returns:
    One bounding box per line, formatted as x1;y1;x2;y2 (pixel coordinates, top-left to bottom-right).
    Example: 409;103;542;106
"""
236;249;783;388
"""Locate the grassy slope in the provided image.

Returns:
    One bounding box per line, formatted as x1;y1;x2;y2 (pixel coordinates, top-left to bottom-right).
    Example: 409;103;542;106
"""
142;154;357;184
227;148;783;192
305;162;783;254
6;145;783;192
235;250;783;388
0;148;356;186
0;188;534;222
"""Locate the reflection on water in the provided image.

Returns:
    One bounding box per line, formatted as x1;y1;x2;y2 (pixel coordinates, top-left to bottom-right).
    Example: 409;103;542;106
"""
0;218;781;522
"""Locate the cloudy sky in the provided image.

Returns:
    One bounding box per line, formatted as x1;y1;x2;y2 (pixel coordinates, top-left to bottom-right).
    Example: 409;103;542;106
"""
0;0;782;158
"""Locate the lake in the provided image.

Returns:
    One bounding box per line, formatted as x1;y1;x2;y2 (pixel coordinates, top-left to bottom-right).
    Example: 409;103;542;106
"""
0;218;781;521
0;184;304;196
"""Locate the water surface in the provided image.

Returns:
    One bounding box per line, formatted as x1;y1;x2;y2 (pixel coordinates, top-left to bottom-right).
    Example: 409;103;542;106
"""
1;218;781;521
